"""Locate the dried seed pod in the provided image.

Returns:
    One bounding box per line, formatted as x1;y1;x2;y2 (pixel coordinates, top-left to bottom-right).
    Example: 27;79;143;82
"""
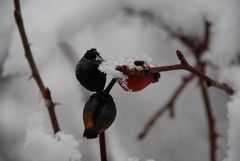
83;92;116;139
75;48;106;92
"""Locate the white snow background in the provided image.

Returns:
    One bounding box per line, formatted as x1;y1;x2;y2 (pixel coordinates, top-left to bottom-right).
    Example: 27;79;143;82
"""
0;0;240;161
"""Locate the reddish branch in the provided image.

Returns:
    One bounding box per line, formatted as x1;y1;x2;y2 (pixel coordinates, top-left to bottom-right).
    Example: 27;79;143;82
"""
98;79;116;161
116;50;234;95
124;8;211;56
138;73;195;139
199;64;218;161
173;18;218;161
173;21;211;57
124;9;225;161
99;133;108;161
13;0;60;134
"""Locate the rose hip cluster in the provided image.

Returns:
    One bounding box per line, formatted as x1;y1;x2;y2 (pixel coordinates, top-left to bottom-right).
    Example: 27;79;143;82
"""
75;49;160;139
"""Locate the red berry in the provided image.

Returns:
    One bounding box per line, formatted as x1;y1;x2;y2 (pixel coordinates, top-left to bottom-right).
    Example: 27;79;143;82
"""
116;63;160;92
118;75;155;92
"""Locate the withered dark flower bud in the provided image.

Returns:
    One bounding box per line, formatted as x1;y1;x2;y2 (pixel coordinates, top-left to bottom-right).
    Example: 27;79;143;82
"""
75;48;106;92
83;92;116;139
152;73;161;83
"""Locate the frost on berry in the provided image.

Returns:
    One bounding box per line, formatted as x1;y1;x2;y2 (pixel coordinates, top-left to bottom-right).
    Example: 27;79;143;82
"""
99;54;158;92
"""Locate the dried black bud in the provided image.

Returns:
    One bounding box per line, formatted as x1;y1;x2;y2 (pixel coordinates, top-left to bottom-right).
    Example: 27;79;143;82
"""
83;92;116;139
152;73;161;83
83;129;98;139
134;60;145;66
75;48;106;92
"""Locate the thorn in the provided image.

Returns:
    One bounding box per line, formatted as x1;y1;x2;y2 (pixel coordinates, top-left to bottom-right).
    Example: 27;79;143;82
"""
206;82;212;87
137;133;144;140
28;75;33;81
43;88;51;100
53;102;61;106
168;103;175;118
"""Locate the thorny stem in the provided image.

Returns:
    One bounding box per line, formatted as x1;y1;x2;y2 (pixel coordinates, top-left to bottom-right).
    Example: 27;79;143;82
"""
138;74;195;139
13;0;60;134
116;50;234;95
98;79;116;161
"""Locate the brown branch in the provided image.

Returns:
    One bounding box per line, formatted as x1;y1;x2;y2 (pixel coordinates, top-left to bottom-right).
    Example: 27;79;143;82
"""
98;79;116;161
116;50;234;95
175;16;217;161
13;0;60;134
171;21;211;57
123;8;211;56
99;133;108;161
125;7;219;161
177;17;217;161
138;74;195;139
199;65;218;161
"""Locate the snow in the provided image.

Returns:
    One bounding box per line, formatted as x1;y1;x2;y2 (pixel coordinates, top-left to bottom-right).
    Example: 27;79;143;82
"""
99;54;154;78
24;108;81;161
224;92;240;161
218;65;240;161
127;156;155;161
99;54;155;91
0;0;240;161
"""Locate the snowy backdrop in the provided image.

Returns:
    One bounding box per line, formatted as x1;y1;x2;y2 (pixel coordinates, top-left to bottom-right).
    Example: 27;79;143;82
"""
0;0;240;161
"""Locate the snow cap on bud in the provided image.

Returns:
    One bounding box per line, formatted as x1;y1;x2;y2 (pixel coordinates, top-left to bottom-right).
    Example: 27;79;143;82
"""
83;92;116;139
75;48;106;92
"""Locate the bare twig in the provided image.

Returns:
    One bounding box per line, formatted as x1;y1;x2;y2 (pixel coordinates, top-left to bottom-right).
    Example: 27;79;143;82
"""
123;8;211;55
104;79;116;94
125;7;220;161
177;18;217;161
116;50;234;95
13;0;60;134
98;78;116;161
99;133;108;161
199;64;218;161
138;74;195;139
170;21;211;57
